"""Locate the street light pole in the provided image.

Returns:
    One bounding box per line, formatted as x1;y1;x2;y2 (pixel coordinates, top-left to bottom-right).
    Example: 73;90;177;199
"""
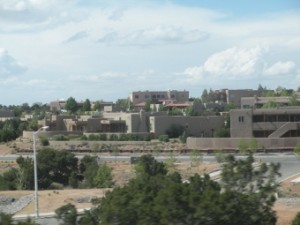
33;126;49;218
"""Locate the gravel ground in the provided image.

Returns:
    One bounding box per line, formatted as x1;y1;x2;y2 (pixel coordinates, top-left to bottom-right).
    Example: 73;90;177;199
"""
0;195;34;214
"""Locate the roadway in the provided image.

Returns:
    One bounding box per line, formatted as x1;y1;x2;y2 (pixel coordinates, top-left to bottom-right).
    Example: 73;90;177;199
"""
1;152;300;181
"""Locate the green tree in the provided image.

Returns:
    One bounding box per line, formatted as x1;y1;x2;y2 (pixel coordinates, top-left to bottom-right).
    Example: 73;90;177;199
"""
294;143;300;156
201;89;208;103
93;163;114;188
144;100;152;112
55;203;77;225
82;99;91;112
166;124;184;138
292;212;300;225
115;99;132;111
65;97;78;114
81;154;280;225
0;212;39;225
80;155;99;188
93;101;101;111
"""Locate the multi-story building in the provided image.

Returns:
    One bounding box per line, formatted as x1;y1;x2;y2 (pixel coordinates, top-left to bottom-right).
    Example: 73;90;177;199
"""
129;90;189;105
230;107;300;138
241;96;291;109
226;89;259;107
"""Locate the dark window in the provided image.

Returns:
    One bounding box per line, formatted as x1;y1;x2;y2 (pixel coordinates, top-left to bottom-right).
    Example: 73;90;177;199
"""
253;115;263;122
238;116;244;122
135;95;139;99
145;95;149;99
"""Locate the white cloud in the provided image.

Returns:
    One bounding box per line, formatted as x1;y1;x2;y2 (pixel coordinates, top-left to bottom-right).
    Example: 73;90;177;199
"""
203;46;265;76
0;48;27;77
98;25;209;46
184;46;266;83
183;46;299;87
263;61;296;76
0;0;82;32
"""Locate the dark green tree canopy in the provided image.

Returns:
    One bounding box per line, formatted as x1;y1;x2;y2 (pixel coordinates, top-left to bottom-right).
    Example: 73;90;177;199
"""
82;98;91;112
65;97;78;114
73;154;280;225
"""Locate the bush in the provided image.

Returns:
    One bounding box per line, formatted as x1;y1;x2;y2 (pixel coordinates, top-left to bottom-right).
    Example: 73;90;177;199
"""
88;134;100;141
40;136;49;146
109;134;119;141
119;134;128;141
52;134;69;141
80;135;88;140
159;135;169;142
49;182;64;190
166;124;184;138
99;133;107;141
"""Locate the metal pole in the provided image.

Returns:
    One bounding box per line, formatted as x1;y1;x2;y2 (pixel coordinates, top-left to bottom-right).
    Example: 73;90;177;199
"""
33;131;39;218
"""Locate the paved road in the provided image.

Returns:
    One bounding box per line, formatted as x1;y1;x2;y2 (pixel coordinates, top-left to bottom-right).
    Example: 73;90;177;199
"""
2;153;300;181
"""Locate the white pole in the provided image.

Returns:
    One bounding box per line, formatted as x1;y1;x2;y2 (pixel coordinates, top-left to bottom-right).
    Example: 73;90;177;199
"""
33;131;39;218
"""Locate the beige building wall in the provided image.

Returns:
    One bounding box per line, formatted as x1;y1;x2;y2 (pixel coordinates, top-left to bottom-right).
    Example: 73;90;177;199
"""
150;116;225;137
230;109;253;137
187;137;300;151
230;107;300;138
129;90;189;105
226;89;259;107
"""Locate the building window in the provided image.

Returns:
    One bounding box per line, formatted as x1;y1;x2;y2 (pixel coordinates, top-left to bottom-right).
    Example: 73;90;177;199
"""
135;95;139;99
238;116;244;122
145;95;149;99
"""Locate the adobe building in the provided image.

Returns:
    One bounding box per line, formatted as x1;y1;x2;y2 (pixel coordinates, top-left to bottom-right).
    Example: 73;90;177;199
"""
241;96;291;109
150;115;225;138
226;89;259;107
187;107;300;151
230;107;300;138
129;90;189;105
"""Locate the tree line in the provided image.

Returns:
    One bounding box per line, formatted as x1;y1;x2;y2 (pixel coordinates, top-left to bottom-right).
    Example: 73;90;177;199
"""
0;148;113;190
52;154;284;225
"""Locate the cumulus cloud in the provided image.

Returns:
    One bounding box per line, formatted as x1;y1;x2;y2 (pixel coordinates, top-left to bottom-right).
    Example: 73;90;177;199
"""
183;46;298;85
184;46;266;83
98;25;209;46
263;61;296;76
0;48;27;76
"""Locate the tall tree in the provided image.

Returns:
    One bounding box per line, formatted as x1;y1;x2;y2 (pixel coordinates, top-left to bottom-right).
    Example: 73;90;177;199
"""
78;154;280;225
82;99;91;112
65;97;78;114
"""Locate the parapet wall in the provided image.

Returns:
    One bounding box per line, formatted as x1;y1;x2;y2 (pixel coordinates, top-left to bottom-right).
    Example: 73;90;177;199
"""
187;137;300;151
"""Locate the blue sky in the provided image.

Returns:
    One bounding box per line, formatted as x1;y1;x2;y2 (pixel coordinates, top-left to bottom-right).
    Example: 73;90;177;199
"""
0;0;299;105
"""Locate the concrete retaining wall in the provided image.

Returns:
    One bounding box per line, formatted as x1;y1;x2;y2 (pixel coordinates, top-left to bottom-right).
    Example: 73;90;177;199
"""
187;137;300;151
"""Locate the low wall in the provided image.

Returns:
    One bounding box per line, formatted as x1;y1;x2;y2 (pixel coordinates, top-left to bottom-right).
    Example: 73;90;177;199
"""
22;131;83;140
187;137;300;151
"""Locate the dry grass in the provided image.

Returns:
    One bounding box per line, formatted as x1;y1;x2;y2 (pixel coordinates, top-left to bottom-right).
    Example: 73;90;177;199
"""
3;189;108;216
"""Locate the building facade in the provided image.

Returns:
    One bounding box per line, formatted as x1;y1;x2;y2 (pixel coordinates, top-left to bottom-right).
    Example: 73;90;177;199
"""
129;90;189;105
230;107;300;138
150;115;225;137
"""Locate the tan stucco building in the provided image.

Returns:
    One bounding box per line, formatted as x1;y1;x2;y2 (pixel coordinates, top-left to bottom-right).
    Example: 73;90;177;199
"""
129;90;189;105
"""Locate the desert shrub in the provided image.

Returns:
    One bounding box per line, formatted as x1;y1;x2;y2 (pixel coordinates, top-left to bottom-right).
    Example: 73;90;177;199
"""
159;135;169;142
39;136;49;146
99;133;107;141
109;134;119;141
52;134;69;141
